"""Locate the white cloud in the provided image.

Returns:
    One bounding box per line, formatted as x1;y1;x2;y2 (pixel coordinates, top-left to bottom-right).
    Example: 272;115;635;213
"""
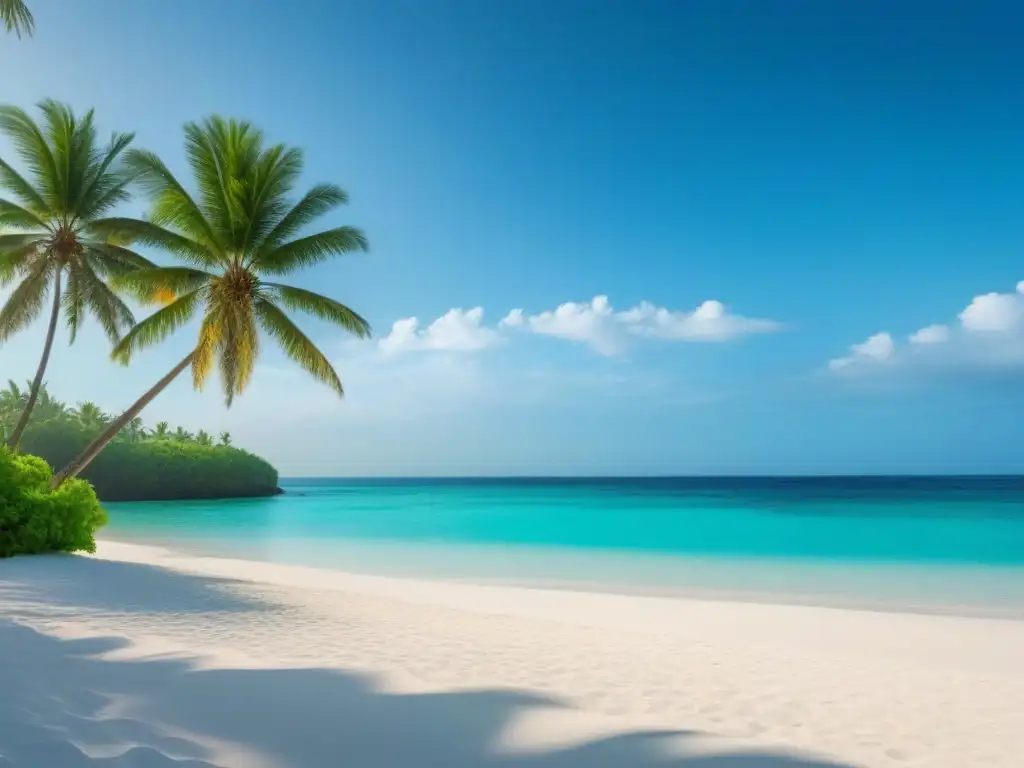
503;295;781;355
829;332;895;371
958;290;1024;333
498;308;524;328
378;307;501;355
909;324;949;345
372;295;780;358
620;299;781;342
829;280;1024;377
504;295;620;354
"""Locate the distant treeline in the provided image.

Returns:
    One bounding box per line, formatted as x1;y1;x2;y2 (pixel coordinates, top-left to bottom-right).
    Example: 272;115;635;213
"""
1;381;280;502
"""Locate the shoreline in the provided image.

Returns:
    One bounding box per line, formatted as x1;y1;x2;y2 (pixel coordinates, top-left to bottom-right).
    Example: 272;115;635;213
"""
2;540;1022;766
97;533;1024;622
98;486;284;503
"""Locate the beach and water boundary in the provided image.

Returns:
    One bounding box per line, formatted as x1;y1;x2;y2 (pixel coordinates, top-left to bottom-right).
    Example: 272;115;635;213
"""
101;476;1024;616
3;476;1023;766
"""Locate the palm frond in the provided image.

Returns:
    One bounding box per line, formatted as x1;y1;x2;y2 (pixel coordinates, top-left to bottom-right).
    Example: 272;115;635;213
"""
0;158;49;215
111;288;204;364
0;104;59;209
78;176;132;223
184;117;252;247
38;99;88;216
0;198;49;230
238;143;303;255
123;148;223;253
0;245;40;288
83;242;158;277
0;258;52;341
252;183;346;256
215;300;259;406
255;297;343;396
183;118;233;243
263;282;371;338
191;308;221;390
1;0;34;38
0;232;44;254
252;226;368;275
0;237;43;288
62;267;84;343
89;217;214;267
73;259;136;344
62;102;98;217
75;131;135;222
110;266;215;304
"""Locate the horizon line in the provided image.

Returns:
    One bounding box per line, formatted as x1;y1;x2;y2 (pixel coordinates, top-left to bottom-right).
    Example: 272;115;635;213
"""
278;473;1024;480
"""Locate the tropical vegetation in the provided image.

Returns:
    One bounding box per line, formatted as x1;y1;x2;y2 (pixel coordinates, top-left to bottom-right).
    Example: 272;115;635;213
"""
0;380;279;501
50;116;371;487
1;0;33;38
1;30;374;555
0;445;106;558
0;100;153;449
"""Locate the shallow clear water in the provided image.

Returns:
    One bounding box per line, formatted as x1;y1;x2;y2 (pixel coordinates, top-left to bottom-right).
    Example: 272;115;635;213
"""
102;477;1024;614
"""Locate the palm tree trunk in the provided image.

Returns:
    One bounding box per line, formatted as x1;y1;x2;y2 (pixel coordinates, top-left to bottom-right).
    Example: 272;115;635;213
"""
50;352;195;489
7;268;61;450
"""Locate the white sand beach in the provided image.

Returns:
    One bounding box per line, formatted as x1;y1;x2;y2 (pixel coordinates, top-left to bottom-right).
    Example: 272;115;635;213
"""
1;541;1022;767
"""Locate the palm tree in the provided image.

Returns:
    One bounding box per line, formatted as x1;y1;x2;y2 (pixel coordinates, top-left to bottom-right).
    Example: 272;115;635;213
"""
0;379;22;440
74;401;108;431
51;117;370;487
0;100;153;449
219;430;231;446
123;416;145;442
0;379;65;424
172;426;192;442
32;383;66;422
195;429;213;447
152;421;170;439
0;379;24;413
1;0;33;38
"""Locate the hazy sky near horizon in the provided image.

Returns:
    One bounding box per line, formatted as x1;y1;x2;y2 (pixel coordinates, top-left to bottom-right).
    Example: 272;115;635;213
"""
2;0;1024;476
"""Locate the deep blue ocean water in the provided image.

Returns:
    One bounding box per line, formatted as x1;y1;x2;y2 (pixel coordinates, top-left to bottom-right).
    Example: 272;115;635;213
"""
102;477;1024;613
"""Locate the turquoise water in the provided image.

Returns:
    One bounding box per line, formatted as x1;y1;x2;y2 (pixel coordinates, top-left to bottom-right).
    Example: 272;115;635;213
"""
102;477;1024;613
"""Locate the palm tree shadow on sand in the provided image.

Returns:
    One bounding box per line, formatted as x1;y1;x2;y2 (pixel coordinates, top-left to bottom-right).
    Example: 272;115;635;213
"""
0;555;856;768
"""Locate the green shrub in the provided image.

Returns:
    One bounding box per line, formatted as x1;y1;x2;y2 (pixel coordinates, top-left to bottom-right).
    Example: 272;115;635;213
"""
0;447;108;558
20;418;279;502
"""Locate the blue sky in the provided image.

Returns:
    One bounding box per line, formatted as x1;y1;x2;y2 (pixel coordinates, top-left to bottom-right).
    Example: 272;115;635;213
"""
2;0;1023;475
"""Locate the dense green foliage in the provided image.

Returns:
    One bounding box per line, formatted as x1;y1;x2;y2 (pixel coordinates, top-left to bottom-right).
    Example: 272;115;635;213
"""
1;381;279;502
0;446;106;558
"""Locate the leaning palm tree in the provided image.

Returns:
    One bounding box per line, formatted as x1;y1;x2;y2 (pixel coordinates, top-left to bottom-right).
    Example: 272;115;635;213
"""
50;117;371;486
1;0;33;38
0;100;153;449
